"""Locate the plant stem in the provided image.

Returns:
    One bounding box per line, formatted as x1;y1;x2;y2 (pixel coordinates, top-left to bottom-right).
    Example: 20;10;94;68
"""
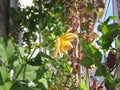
23;64;27;80
13;47;38;83
13;63;26;82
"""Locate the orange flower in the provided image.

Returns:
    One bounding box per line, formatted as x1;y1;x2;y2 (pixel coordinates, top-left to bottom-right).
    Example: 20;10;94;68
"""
54;33;77;58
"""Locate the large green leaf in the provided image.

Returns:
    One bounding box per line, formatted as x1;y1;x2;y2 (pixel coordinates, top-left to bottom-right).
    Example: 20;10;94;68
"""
79;38;102;68
80;59;94;68
0;38;8;63
0;66;9;82
34;68;52;90
18;46;25;58
0;82;12;90
34;68;48;82
79;39;111;77
0;38;15;63
17;64;39;81
98;16;117;32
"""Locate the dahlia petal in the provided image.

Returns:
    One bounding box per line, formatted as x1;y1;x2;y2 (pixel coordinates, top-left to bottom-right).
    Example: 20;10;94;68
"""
64;41;73;49
62;33;77;41
54;33;77;58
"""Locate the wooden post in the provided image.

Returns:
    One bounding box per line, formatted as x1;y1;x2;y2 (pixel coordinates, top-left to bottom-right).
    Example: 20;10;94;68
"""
0;0;9;38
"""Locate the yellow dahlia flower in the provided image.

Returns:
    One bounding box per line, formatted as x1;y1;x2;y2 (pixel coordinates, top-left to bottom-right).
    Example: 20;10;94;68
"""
54;33;77;58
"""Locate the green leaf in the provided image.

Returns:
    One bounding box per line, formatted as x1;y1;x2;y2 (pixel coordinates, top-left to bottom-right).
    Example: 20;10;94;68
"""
78;83;87;90
0;85;4;90
18;65;39;81
105;75;116;90
18;46;25;57
4;82;12;90
0;38;8;63
98;23;120;49
105;16;117;24
95;65;109;76
34;68;48;82
95;68;102;76
109;16;117;20
39;78;48;89
10;81;33;90
63;63;72;73
117;36;120;47
80;59;94;68
79;38;102;68
0;82;12;90
0;66;9;82
43;71;52;79
78;79;87;90
0;38;15;63
6;39;15;60
79;39;111;77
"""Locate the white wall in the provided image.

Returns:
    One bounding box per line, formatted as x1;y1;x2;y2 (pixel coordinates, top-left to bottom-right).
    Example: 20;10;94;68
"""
113;0;120;22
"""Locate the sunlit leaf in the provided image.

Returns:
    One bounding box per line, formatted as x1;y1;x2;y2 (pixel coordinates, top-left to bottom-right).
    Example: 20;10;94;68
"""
97;23;120;49
78;83;87;90
0;66;9;82
0;38;15;63
105;16;117;24
117;36;120;47
3;82;12;90
39;78;48;89
63;63;72;73
78;79;87;90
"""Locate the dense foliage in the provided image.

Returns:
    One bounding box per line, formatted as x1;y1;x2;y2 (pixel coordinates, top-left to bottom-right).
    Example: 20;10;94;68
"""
0;0;120;90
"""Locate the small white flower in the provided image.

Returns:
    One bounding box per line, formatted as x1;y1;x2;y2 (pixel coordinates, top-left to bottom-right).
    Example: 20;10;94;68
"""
10;69;14;80
28;81;36;87
46;63;52;68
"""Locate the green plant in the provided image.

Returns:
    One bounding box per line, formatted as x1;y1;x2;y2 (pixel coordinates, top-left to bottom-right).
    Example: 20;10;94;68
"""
1;0;120;90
